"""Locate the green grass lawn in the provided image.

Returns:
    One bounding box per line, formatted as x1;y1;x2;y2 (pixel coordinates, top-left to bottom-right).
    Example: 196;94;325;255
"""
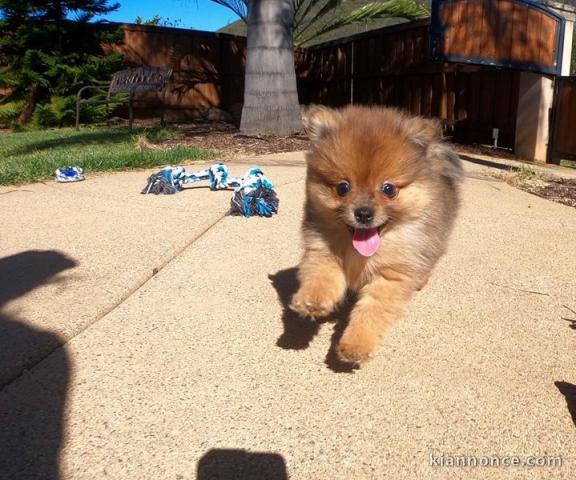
0;127;218;185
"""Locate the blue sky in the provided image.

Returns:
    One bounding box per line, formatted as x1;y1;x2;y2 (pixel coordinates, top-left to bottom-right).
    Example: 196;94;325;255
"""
103;0;241;32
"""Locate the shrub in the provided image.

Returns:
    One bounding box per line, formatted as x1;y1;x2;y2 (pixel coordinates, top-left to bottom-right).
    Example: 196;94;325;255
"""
0;101;23;127
32;96;75;128
31;95;109;128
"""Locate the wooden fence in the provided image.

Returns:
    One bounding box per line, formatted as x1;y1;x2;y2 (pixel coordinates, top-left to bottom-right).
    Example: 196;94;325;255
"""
102;24;247;120
100;20;521;148
296;20;521;148
550;76;576;162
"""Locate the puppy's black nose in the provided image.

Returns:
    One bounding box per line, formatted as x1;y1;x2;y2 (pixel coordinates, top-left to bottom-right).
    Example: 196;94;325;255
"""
354;207;374;224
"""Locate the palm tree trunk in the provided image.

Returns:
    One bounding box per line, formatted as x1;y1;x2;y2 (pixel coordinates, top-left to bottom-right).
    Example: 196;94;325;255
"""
240;0;303;135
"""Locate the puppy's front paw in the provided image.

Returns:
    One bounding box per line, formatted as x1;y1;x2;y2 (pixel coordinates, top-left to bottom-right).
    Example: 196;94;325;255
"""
336;331;377;366
289;287;338;320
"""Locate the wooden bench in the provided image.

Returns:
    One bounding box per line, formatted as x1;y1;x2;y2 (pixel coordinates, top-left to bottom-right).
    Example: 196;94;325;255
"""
75;67;172;129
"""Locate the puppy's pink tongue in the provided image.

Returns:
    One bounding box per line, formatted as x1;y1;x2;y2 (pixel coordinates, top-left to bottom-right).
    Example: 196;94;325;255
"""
352;228;381;257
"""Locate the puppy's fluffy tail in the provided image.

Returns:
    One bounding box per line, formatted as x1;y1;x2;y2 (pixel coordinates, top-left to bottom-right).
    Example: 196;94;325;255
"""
429;143;464;186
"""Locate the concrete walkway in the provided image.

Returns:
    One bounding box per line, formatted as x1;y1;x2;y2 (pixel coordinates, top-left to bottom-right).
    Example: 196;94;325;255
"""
0;153;575;479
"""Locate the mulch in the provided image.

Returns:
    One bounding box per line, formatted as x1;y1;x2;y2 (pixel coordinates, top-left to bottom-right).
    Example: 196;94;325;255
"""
510;177;576;208
162;121;311;158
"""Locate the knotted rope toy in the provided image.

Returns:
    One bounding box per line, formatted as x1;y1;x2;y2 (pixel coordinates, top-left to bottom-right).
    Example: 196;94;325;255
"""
230;167;279;218
141;163;279;218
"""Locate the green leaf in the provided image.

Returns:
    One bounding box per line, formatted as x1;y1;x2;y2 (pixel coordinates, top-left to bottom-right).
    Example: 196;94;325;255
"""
209;0;248;22
297;0;429;46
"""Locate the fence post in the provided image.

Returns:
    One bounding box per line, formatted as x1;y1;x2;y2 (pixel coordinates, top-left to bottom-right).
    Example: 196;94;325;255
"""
514;72;555;163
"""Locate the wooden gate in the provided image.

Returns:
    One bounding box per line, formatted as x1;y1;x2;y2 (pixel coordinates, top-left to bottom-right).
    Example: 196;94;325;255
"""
550;77;576;163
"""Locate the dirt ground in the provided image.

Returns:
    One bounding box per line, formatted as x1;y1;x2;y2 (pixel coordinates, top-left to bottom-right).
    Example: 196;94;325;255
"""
500;175;576;208
484;164;576;209
457;144;576;208
163;121;311;158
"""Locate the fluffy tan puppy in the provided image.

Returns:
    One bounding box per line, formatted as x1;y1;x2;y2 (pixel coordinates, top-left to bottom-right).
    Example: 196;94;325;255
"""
290;105;463;366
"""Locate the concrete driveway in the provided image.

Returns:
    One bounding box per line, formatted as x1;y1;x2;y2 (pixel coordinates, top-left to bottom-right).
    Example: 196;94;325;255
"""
0;153;575;479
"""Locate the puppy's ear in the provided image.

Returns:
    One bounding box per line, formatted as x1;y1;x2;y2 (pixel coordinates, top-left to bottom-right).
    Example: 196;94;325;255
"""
302;105;340;141
405;117;442;148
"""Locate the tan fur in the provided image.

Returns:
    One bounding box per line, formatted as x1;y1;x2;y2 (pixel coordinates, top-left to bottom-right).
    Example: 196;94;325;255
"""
291;106;463;366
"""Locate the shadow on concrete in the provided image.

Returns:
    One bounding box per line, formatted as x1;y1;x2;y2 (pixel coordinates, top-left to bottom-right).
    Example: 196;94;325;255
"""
197;449;288;480
0;250;77;479
268;268;320;350
555;381;576;428
562;305;576;330
459;154;515;172
0;250;77;307
269;267;356;373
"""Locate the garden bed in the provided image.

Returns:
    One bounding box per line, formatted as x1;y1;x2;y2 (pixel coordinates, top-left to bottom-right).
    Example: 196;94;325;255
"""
153;121;310;157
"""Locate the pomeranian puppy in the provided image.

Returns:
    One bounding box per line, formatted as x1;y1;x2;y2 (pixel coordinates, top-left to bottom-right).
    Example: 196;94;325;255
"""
290;105;463;366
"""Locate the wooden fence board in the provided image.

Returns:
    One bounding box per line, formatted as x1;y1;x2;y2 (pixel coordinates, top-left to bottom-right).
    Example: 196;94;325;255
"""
551;77;576;161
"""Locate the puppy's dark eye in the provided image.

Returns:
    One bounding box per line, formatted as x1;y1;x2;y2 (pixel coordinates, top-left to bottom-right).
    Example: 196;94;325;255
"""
336;181;351;196
381;182;397;198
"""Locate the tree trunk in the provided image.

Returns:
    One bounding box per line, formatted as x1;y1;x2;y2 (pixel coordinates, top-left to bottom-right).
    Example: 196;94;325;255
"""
240;0;303;135
17;84;41;125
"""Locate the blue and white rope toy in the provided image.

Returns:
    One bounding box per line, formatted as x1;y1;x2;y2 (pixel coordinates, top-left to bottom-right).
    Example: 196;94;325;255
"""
142;163;279;218
54;165;85;182
230;167;279;218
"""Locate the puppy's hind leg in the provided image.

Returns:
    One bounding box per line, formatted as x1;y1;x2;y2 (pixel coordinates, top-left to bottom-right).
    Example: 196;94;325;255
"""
290;254;347;320
337;276;414;365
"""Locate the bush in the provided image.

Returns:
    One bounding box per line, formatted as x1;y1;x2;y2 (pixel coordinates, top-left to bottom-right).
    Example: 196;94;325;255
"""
0;0;123;127
32;96;75;128
32;103;59;128
0;102;23;127
31;95;108;128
